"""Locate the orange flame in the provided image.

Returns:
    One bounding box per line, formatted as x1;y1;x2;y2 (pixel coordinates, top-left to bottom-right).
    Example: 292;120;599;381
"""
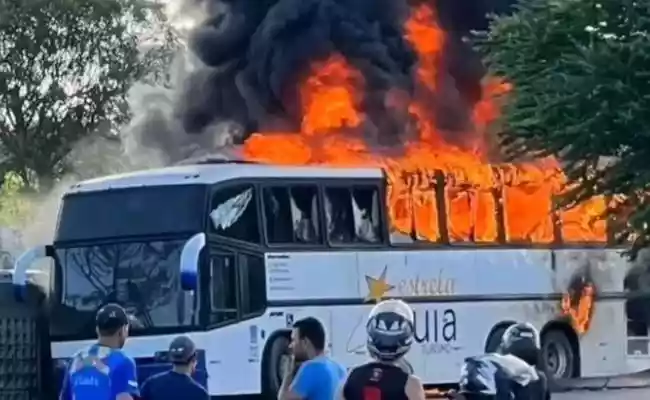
403;3;444;91
242;3;607;244
561;283;595;335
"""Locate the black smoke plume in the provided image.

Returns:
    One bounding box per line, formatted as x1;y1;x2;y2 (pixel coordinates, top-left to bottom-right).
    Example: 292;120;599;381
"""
141;0;518;163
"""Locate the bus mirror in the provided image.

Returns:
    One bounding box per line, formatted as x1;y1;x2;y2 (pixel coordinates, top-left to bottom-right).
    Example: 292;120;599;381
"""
180;233;205;291
12;245;53;302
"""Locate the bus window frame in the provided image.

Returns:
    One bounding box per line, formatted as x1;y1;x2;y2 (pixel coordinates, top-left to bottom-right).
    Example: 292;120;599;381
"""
49;233;206;341
321;181;389;248
207;182;264;247
205;176;613;251
203;240;268;330
260;183;324;247
208;251;239;325
54;184;210;242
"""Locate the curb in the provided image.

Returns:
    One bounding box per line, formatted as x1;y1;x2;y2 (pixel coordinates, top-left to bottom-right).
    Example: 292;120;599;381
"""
552;370;650;392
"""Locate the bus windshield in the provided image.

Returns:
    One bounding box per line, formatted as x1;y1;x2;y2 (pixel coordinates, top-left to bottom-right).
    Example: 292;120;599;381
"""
55;185;207;241
50;239;197;339
48;184;207;339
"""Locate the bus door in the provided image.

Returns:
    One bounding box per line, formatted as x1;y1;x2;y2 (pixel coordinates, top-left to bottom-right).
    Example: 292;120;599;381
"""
207;246;266;327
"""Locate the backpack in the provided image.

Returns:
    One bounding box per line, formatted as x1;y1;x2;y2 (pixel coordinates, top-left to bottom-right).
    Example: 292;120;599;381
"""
459;356;500;396
460;354;543;400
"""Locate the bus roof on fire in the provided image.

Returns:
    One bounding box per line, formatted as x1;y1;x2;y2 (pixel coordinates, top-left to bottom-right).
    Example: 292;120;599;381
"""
66;163;383;193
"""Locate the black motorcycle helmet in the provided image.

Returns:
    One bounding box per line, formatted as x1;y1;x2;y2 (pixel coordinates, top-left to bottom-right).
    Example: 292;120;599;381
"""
498;322;541;367
366;299;415;362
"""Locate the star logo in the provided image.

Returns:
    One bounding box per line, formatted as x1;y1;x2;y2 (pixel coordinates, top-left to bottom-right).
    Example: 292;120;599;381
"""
364;266;395;303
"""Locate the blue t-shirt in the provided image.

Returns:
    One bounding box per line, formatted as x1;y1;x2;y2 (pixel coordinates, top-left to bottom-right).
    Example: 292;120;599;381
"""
291;356;346;400
141;371;208;400
59;344;139;400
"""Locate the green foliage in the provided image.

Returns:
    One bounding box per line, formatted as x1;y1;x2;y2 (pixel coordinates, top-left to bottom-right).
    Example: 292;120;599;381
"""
0;172;32;227
0;0;176;189
476;0;650;257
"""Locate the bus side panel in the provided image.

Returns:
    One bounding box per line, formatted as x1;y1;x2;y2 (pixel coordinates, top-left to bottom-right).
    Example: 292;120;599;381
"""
328;301;558;384
554;249;628;376
200;319;265;396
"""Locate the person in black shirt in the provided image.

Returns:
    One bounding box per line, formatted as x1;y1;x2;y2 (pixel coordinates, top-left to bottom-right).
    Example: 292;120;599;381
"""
339;299;426;400
140;335;208;400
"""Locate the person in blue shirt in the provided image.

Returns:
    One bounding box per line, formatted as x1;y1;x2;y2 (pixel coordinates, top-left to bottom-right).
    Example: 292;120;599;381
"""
140;335;209;400
278;317;346;400
59;303;139;400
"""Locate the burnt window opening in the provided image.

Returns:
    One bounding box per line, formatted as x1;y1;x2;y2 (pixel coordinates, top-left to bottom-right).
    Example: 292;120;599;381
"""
325;186;382;244
263;186;320;244
209;185;260;243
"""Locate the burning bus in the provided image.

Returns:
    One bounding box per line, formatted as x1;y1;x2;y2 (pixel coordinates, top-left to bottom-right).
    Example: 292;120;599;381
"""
8;0;650;397
9;158;650;397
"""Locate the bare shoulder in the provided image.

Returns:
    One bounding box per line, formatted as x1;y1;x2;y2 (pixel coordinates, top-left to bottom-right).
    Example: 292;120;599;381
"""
405;374;426;400
406;374;423;387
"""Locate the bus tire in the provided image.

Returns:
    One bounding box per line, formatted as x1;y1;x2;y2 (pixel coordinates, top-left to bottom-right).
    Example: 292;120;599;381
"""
541;328;577;379
262;332;291;397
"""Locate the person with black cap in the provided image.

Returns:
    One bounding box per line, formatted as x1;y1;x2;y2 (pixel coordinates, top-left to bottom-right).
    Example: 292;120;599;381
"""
59;303;139;400
140;335;208;400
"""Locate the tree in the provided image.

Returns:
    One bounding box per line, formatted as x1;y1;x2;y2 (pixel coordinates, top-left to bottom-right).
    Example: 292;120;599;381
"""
0;172;32;227
0;0;176;190
476;0;650;256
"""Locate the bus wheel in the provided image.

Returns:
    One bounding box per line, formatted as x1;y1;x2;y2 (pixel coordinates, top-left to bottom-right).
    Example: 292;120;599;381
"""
262;334;291;397
541;329;575;379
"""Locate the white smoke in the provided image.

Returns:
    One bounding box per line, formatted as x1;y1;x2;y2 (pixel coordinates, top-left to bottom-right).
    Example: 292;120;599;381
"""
11;0;241;256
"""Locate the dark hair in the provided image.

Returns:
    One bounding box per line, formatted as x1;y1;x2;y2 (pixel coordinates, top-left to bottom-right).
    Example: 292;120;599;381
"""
98;326;122;336
293;317;326;351
172;353;197;366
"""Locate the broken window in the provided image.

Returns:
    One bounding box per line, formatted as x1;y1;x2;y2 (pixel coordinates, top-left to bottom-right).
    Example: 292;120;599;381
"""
325;185;382;244
210;185;260;243
264;185;320;244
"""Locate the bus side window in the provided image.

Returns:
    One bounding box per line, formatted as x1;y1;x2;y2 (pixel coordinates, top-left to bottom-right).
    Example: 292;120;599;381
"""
352;186;382;243
325;187;355;243
264;185;321;244
239;253;266;316
264;187;294;243
210;184;260;243
210;254;238;325
325;185;382;244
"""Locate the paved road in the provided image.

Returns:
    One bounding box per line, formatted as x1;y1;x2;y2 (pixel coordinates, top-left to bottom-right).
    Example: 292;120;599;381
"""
555;388;650;399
